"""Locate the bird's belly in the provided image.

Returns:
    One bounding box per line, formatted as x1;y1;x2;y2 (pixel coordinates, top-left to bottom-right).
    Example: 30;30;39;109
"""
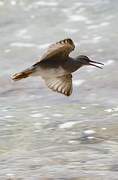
32;66;68;78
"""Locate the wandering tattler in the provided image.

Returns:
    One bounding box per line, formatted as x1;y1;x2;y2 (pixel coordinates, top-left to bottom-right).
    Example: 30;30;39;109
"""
12;38;104;96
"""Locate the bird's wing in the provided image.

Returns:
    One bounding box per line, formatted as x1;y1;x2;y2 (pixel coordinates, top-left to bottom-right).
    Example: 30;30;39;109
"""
33;39;75;66
43;74;73;96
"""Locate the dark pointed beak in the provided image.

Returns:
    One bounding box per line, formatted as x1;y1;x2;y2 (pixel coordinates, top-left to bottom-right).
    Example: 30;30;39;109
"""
89;60;104;69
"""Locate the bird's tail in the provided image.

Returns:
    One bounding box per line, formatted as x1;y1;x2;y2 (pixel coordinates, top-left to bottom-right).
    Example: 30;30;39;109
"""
12;67;35;81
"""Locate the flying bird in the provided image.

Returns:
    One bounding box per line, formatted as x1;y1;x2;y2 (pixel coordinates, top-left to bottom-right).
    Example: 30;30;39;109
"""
12;38;104;96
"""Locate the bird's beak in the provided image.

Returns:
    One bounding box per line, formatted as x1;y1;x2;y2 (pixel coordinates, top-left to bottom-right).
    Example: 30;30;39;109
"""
89;60;104;69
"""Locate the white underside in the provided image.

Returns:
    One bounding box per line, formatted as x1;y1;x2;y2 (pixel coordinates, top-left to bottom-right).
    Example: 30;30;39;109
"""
32;66;68;78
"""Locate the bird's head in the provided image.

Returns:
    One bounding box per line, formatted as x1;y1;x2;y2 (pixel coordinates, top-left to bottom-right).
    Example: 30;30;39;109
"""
76;55;104;69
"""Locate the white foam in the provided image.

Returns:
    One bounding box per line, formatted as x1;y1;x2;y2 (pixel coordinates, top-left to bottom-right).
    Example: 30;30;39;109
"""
87;136;95;140
17;29;27;36
59;121;78;129
34;1;58;7
0;1;4;6
69;15;88;22
30;113;43;118
113;107;118;112
83;129;96;135
4;49;11;53
43;117;51;120
31;110;39;113
81;106;87;110
30;15;35;19
17;29;31;39
97;49;104;52
112;113;118;117
101;127;107;130
104;109;113;113
92;36;102;43
34;122;42;127
100;22;110;27
6;173;15;178
10;42;36;47
11;0;16;6
37;43;50;49
87;24;99;29
44;106;51;108
53;113;63;117
88;22;109;29
73;79;85;86
2;109;9;112
104;59;114;66
86;68;95;72
5;115;14;118
25;1;58;11
68;140;77;144
74;2;83;6
64;28;78;34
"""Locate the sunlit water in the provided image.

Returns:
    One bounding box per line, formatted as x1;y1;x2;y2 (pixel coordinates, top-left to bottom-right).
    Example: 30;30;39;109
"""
0;0;118;179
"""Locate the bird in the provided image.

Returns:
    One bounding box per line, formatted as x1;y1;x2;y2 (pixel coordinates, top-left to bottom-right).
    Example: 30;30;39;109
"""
12;38;104;96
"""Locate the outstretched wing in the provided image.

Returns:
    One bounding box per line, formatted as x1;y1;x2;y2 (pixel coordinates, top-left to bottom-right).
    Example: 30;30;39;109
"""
43;74;73;96
33;38;75;67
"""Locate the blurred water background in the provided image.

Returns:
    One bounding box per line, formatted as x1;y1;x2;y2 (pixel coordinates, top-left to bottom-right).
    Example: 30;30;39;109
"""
0;0;118;179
